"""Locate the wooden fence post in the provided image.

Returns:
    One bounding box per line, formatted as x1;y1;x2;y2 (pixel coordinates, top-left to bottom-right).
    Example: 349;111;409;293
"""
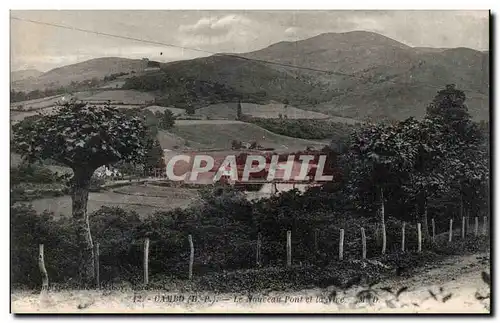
360;227;366;259
483;216;488;236
402;222;406;252
314;229;319;254
339;229;345;261
256;232;262;267
144;238;149;285
94;242;100;289
417;223;422;253
474;217;479;237
286;230;292;267
466;212;470;235
448;219;453;242
38;244;49;291
188;235;194;280
431;218;436;243
461;216;465;239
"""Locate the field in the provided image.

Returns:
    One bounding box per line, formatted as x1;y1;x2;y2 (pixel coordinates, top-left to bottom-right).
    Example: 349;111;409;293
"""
145;105;186;116
168;120;326;151
82;90;156;104
10;94;65;110
195;102;332;120
18;183;199;219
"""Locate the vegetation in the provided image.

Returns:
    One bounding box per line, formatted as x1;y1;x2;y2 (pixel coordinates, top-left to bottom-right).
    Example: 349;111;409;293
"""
10;84;490;293
249;118;360;141
12;101;149;284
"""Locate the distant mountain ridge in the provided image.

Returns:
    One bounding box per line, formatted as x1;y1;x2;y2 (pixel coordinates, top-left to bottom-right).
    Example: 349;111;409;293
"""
11;57;146;92
10;31;489;121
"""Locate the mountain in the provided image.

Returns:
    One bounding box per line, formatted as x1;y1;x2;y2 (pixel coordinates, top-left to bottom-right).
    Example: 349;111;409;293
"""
242;31;414;74
11;31;489;121
238;31;489;120
11;69;43;82
11;57;147;92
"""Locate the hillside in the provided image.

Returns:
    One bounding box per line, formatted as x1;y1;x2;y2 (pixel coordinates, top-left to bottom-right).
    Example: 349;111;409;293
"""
121;31;488;121
242;31;414;74
10;31;489;121
11;57;146;92
158;120;326;151
11;69;43;82
195;102;331;120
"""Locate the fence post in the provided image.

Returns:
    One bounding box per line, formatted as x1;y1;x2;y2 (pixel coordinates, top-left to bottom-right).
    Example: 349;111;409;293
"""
143;238;149;285
339;229;345;261
448;219;453;242
361;227;366;259
466;212;470;235
461;216;465;239
483;216;488;236
417;223;422;253
256;232;262;267
94;242;100;289
286;230;292;267
188;235;194;280
314;228;319;254
38;244;49;291
474;217;479;237
402;222;406;252
431;218;436;243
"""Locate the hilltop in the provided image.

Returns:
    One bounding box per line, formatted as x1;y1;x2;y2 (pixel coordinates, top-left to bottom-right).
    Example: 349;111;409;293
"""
11;57;147;92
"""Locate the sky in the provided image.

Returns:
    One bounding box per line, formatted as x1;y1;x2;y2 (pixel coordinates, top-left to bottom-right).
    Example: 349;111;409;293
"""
10;10;490;72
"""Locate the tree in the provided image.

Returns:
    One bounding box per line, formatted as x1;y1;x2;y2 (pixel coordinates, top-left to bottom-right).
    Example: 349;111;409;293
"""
12;102;148;284
144;138;165;175
158;110;176;130
185;104;196;115
236;101;243;120
399;117;447;240
347;122;417;254
231;140;242;150
426;84;489;223
283;98;289;108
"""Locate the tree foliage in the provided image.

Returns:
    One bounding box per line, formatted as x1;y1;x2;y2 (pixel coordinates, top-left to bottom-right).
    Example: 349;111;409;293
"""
12;102;148;170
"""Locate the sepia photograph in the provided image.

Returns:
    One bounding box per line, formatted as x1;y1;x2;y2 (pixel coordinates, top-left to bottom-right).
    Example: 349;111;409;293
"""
9;9;491;314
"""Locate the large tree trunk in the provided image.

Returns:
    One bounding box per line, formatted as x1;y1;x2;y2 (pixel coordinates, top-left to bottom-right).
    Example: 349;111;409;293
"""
71;167;95;285
380;187;386;255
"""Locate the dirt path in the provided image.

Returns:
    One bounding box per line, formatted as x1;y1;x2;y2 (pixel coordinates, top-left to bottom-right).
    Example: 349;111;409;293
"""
11;252;490;314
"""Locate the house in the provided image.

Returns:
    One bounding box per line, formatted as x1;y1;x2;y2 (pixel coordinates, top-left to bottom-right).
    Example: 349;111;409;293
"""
94;165;122;179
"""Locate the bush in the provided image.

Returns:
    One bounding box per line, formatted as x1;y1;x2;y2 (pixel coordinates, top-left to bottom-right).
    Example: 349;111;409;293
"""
10;163;61;185
431;236;489;255
10;185;490;290
11;205;79;288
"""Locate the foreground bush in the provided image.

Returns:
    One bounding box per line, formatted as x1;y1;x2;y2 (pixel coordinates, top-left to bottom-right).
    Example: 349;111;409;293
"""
10;187;490;289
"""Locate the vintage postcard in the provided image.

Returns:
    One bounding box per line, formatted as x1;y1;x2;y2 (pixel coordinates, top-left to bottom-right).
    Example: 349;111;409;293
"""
10;10;490;314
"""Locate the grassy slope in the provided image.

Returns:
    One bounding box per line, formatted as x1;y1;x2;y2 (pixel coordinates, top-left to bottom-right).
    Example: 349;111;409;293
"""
19;185;198;219
166;120;325;151
11;57;146;92
195;102;331;120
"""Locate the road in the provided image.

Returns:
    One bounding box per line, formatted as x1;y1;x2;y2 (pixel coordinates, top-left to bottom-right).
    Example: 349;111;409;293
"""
11;252;490;313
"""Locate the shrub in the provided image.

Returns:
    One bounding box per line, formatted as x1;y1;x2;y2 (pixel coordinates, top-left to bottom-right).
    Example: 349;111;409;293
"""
10;163;60;185
11;204;79;288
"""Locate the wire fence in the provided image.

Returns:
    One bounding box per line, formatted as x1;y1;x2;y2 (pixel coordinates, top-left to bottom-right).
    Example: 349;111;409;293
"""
36;216;489;289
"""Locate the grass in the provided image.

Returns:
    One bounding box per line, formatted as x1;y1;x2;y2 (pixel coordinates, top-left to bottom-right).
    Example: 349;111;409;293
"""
195;102;331;120
168;120;325;151
17;184;198;219
145;105;186;116
10;94;65;110
82;90;155;105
